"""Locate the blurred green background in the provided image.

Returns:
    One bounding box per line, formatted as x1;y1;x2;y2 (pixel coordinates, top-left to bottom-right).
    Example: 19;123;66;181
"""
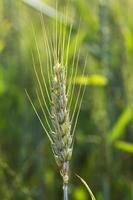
0;0;133;199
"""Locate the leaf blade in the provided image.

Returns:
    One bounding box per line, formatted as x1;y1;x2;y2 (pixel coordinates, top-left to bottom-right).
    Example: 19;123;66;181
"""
74;75;108;86
75;174;96;200
115;140;133;153
108;108;132;144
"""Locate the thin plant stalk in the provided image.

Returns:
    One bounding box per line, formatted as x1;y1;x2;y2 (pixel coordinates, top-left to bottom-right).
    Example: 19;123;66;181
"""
63;184;68;200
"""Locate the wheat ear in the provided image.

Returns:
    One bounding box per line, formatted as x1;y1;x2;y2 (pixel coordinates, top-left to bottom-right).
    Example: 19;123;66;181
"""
26;4;86;199
51;62;72;188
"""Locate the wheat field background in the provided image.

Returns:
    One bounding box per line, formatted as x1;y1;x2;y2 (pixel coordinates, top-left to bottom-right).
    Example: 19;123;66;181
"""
0;0;133;199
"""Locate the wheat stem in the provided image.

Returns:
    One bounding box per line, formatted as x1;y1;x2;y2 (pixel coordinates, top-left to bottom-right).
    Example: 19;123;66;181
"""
63;184;68;200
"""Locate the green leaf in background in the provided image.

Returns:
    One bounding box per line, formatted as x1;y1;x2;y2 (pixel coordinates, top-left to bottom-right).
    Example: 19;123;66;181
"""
115;141;133;153
74;75;108;86
108;108;132;144
75;174;96;200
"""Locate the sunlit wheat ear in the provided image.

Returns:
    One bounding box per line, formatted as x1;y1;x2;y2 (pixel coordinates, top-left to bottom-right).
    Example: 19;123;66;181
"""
26;4;87;200
51;62;72;171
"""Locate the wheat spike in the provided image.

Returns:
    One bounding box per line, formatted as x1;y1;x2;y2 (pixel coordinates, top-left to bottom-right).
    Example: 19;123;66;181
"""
50;63;72;184
26;3;87;199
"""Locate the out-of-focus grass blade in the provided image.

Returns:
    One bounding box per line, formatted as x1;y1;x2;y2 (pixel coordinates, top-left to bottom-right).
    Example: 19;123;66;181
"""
74;75;108;86
115;140;133;153
22;0;73;24
108;108;132;144
75;174;96;200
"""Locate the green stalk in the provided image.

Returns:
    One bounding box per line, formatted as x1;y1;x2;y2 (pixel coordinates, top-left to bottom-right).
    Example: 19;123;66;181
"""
63;184;68;200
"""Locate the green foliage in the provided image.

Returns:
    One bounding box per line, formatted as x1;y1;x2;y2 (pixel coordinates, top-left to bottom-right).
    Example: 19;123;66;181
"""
109;108;132;144
115;141;133;153
75;75;108;86
76;174;96;200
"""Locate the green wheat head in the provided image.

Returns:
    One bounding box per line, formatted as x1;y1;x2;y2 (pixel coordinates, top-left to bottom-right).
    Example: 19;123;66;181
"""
26;6;85;173
25;2;95;199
